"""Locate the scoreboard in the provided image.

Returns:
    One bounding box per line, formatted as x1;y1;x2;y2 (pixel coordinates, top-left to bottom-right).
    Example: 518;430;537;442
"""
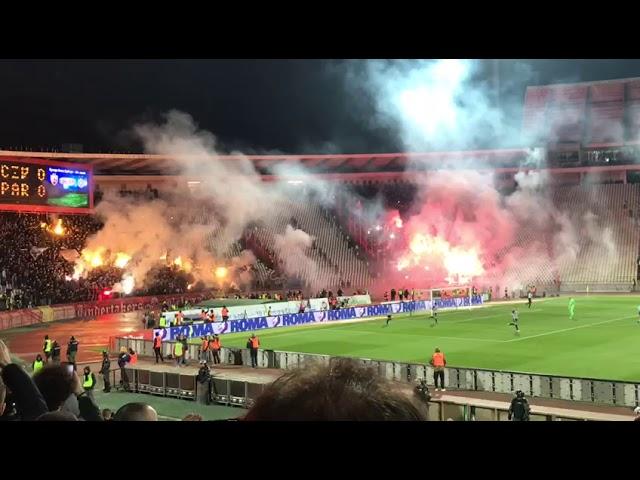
0;157;93;214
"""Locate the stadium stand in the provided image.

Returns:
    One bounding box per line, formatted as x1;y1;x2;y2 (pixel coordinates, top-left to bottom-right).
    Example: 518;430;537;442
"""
523;77;640;147
628;80;640;143
11;75;640;307
491;183;640;291
242;195;373;290
553;183;640;288
548;84;588;145
587;82;625;145
4;176;640;307
0;212;104;308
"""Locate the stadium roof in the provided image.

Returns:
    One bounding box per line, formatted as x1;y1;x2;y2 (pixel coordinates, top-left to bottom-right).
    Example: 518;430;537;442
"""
0;149;535;176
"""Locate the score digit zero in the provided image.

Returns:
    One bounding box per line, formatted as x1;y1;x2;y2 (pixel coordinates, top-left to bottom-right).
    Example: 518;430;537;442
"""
0;163;46;198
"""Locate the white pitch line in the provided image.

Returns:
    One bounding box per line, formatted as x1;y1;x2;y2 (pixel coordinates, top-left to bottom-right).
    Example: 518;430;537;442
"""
417;335;503;343
504;315;636;343
425;310;544;325
445;312;531;324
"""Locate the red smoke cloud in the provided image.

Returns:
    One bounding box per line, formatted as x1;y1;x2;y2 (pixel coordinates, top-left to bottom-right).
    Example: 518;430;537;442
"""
382;170;526;289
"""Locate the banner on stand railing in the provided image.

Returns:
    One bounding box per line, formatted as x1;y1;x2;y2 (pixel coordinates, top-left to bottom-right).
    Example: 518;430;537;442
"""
73;292;207;319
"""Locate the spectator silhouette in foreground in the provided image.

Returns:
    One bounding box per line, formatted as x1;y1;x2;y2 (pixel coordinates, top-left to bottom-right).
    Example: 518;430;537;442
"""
33;365;102;421
244;358;428;421
0;376;6;418
113;402;158;421
36;410;79;421
1;339;48;420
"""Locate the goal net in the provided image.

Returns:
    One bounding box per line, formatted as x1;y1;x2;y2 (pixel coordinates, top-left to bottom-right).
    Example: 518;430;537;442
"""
419;285;474;313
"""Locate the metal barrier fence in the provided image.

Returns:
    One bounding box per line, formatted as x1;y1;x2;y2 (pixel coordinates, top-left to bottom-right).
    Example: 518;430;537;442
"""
112;337;640;408
425;399;601;421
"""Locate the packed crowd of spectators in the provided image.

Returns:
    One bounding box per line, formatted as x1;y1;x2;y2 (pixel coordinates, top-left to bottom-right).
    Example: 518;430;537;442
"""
0;207;374;311
0;212;210;310
0;212;104;309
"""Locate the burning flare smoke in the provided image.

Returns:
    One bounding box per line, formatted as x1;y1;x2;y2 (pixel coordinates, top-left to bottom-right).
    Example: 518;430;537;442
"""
71;111;325;293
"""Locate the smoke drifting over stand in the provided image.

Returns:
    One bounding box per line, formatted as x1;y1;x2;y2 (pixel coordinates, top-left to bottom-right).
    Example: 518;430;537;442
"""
73;61;628;294
347;60;623;291
75;111;324;292
274;225;318;288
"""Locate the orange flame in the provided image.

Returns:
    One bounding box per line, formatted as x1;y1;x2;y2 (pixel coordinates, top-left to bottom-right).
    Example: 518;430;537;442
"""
214;266;228;280
114;252;131;269
52;219;65;236
44;219;66;236
82;248;105;268
398;233;484;284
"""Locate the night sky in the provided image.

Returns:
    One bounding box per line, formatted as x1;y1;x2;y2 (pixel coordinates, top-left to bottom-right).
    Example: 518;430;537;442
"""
2;59;640;154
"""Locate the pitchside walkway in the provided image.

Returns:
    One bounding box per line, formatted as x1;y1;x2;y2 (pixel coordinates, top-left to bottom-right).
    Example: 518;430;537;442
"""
425;390;634;421
134;359;282;384
130;359;635;421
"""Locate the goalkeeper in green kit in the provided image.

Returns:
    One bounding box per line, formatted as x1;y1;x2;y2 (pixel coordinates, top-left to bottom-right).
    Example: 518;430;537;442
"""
568;298;576;321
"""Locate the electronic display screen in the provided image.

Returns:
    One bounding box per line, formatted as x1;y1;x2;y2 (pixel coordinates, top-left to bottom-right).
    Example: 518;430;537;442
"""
0;157;93;213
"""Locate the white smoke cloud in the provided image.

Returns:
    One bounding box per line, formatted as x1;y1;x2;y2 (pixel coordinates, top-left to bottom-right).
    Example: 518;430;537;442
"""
344;59;535;152
79;110;329;291
80;62;628;295
334;60;628;291
273;225;318;286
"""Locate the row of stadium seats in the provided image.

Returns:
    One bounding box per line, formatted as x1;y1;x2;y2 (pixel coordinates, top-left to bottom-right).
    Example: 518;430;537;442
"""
145;182;640;293
238;195;373;290
553;183;640;284
497;183;640;288
182;196;372;291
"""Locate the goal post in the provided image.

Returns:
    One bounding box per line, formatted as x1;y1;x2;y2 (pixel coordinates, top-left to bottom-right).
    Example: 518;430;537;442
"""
429;285;473;313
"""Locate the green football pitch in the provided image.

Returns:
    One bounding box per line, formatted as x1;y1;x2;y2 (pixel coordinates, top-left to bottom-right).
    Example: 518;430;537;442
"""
210;295;640;382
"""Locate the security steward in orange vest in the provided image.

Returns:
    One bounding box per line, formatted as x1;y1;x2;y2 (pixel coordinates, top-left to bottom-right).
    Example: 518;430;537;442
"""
128;348;138;365
211;335;221;364
153;332;164;364
248;333;260;368
430;348;447;392
200;336;209;363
